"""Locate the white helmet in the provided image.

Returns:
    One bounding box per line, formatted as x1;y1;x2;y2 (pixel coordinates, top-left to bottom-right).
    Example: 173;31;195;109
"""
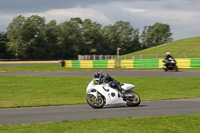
166;52;170;55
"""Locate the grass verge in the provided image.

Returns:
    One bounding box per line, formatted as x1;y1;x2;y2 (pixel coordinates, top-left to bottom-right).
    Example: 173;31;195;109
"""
0;64;200;71
0;114;200;133
0;75;200;108
126;36;200;58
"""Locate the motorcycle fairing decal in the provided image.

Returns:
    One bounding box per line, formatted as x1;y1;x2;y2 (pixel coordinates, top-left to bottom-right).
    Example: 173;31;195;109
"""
102;86;109;92
111;93;115;97
108;93;111;98
118;92;121;98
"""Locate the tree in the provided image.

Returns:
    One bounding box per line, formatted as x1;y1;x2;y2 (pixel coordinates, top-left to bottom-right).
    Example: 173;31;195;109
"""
41;20;59;59
56;17;83;59
82;19;102;54
6;15;174;60
7;15;46;59
7;15;26;59
141;22;173;49
21;15;45;59
0;32;8;58
101;21;140;55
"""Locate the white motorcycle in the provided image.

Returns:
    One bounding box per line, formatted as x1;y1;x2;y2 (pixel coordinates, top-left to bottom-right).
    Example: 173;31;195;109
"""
86;73;141;108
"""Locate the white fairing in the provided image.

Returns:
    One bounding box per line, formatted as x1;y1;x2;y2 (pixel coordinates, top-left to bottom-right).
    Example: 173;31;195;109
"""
121;83;135;91
86;78;126;105
86;79;136;105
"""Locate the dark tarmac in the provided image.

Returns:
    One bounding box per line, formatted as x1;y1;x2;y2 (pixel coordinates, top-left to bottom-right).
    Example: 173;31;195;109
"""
0;70;200;77
1;98;200;125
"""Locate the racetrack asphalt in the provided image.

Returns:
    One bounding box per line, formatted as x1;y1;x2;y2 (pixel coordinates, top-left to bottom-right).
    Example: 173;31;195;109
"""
1;98;200;125
0;70;200;77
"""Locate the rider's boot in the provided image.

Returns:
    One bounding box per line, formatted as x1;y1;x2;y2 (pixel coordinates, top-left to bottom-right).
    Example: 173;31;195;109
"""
163;64;167;68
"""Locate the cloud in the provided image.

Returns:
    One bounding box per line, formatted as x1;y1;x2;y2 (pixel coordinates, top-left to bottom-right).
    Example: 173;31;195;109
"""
0;7;114;31
24;7;114;25
123;8;147;13
142;9;200;26
1;0;200;40
0;12;17;31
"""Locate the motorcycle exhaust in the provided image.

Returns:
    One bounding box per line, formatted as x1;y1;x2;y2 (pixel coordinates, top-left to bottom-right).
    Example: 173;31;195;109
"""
124;94;134;98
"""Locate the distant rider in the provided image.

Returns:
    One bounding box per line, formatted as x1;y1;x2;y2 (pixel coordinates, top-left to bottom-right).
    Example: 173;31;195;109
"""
163;52;174;68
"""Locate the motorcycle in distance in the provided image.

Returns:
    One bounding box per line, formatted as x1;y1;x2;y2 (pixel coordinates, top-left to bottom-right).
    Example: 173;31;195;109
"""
86;72;141;108
163;59;178;72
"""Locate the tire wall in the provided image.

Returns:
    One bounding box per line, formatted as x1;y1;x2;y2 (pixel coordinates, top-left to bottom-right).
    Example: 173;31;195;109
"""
65;59;200;68
65;60;115;68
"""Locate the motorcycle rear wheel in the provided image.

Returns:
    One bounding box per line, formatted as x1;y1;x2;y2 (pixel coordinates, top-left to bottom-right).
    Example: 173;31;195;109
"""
125;91;141;107
86;94;105;108
174;66;178;72
163;67;168;72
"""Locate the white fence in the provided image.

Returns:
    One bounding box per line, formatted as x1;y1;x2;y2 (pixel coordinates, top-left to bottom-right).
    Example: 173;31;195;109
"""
78;55;117;60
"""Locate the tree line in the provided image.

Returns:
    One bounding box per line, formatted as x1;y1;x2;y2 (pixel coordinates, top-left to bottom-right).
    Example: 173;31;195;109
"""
0;15;173;60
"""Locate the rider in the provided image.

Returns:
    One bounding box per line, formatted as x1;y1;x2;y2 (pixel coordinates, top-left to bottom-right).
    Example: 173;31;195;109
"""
94;71;103;79
102;73;122;91
163;52;174;68
94;71;121;91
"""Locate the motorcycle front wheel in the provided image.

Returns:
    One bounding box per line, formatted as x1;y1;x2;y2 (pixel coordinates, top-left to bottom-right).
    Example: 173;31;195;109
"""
125;91;141;107
86;94;105;108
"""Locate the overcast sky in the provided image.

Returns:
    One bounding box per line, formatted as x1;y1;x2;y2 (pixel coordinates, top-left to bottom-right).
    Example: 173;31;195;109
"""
0;0;200;40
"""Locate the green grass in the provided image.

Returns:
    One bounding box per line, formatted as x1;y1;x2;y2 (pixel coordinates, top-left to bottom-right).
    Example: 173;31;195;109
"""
0;75;200;108
0;64;123;71
0;114;200;133
123;36;200;59
0;76;89;108
0;65;71;71
0;64;119;71
1;64;200;71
